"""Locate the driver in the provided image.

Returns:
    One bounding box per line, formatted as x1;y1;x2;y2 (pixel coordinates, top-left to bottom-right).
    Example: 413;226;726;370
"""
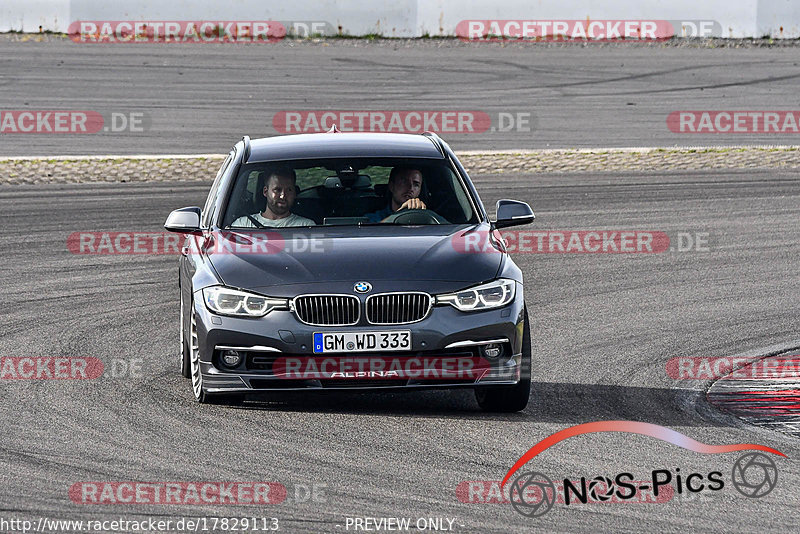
232;167;315;228
365;166;426;222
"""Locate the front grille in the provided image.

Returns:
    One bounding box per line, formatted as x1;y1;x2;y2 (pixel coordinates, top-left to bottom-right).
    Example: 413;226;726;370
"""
366;292;431;325
293;295;360;326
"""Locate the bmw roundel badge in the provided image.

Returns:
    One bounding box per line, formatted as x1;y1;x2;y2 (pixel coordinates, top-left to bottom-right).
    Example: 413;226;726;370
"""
354;281;372;294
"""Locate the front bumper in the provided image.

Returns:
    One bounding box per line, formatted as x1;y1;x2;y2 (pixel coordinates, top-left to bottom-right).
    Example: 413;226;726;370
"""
193;290;526;394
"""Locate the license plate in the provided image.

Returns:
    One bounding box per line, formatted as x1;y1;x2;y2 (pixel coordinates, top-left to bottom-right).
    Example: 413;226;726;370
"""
313;331;412;353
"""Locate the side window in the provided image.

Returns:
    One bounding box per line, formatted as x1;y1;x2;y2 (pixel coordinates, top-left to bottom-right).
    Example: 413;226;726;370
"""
240;170;263;217
293;167;334;190
245;170;261;198
450;169;474;222
222;170;263;228
361;165;391;185
201;153;233;228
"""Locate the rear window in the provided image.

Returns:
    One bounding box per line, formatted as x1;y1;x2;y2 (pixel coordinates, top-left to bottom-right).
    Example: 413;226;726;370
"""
221;158;477;228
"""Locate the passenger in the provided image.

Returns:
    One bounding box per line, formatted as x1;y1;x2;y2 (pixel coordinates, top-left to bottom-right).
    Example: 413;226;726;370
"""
232;167;314;227
365;166;426;222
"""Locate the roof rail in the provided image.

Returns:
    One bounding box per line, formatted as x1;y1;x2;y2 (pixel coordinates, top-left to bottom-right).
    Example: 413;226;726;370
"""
421;131;445;156
241;135;251;162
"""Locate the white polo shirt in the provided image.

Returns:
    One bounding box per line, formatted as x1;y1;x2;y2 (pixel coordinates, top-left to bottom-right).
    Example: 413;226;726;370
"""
232;212;315;228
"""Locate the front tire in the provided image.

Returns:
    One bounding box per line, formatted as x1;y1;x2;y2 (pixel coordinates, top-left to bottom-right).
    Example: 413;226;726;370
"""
188;301;244;405
180;292;191;378
188;304;210;402
475;306;531;413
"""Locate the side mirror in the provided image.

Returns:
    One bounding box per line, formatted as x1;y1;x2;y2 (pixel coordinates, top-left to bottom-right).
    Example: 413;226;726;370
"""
164;207;202;234
493;199;535;229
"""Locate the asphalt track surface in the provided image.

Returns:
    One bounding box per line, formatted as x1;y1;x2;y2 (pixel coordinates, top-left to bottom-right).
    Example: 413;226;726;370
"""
1;168;799;533
2;40;800;155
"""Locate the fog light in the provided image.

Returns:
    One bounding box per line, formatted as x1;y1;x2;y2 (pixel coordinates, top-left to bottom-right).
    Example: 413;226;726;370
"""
482;343;503;359
221;350;243;368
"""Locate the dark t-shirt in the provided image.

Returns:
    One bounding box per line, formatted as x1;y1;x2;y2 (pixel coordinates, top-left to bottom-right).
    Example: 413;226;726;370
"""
364;205;394;223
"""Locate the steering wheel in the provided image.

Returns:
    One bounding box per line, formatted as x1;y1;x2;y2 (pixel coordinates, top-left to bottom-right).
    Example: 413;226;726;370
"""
381;209;449;225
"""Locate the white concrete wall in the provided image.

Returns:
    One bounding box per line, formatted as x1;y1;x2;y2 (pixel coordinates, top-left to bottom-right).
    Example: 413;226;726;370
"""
417;0;759;38
69;0;419;37
756;0;800;37
1;0;70;32
1;0;798;38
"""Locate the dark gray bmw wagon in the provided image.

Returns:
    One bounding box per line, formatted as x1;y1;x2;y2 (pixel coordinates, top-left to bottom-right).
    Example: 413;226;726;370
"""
165;131;535;411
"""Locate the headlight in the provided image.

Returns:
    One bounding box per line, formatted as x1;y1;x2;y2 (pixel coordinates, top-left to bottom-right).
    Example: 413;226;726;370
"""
436;279;516;312
202;286;288;317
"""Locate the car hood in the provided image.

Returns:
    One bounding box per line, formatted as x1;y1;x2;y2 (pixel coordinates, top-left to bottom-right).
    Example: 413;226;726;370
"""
205;224;503;295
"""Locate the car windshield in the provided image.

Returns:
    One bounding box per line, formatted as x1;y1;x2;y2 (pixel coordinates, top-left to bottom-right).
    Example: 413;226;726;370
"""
221;157;477;228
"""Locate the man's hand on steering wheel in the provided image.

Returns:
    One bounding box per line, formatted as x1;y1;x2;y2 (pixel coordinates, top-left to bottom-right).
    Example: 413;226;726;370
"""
380;208;448;225
398;198;426;211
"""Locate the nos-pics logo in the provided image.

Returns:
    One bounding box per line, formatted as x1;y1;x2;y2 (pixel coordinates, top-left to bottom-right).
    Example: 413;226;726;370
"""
502;421;784;518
